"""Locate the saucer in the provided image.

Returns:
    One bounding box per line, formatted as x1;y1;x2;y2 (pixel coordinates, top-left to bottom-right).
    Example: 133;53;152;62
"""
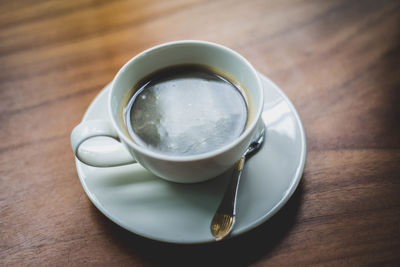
75;73;306;244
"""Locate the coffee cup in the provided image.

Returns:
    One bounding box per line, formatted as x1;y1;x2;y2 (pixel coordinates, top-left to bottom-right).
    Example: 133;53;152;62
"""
71;40;264;183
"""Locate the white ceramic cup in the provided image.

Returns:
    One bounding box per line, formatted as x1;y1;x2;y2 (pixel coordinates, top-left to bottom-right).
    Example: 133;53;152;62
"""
71;40;264;183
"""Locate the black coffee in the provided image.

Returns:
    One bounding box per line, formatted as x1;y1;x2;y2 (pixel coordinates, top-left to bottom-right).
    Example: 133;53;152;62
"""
124;64;248;156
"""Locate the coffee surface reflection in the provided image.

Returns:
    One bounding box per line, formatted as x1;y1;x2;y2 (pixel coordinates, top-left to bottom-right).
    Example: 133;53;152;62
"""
124;64;248;156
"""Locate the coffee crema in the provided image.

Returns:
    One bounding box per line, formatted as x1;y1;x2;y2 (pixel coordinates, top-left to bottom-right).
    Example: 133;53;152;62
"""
124;64;248;156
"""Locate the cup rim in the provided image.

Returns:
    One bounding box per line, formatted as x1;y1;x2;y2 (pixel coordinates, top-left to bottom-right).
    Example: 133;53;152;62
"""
109;40;264;162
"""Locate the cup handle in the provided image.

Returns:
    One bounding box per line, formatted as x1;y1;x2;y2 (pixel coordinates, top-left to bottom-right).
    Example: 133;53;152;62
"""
71;120;136;167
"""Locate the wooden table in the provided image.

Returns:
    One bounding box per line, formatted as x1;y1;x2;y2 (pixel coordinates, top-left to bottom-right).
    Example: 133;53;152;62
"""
1;0;399;265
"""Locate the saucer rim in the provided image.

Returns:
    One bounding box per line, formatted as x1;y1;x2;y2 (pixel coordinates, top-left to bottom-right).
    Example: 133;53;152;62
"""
75;73;306;244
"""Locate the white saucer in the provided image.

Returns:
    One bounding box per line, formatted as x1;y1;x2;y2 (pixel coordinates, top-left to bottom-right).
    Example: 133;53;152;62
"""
75;73;306;244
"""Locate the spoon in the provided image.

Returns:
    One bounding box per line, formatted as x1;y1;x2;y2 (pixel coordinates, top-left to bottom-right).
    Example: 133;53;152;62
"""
210;124;265;241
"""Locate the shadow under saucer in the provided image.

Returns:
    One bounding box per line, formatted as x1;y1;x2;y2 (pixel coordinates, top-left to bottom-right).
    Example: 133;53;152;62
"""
89;178;304;266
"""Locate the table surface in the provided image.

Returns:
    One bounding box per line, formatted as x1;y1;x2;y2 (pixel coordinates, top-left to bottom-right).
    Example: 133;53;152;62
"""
1;0;399;266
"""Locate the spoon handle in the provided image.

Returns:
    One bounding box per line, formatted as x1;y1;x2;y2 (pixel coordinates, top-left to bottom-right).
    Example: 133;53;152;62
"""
210;156;245;240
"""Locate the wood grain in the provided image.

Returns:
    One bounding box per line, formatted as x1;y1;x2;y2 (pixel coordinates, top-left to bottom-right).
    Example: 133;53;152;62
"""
1;0;399;265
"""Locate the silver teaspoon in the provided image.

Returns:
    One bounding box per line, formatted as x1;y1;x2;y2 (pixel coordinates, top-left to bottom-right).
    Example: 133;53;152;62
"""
210;124;265;241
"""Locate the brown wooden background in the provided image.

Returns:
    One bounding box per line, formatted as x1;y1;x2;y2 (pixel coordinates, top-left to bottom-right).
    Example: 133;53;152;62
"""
1;0;399;265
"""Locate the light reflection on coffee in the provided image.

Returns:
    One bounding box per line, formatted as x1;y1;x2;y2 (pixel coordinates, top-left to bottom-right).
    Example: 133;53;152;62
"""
124;64;248;156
